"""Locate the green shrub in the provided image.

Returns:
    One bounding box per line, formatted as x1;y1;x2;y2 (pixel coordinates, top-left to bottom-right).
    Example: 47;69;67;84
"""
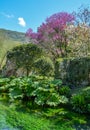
71;90;90;113
0;76;69;108
59;86;71;97
55;57;90;87
34;57;54;76
32;78;64;107
6;43;44;76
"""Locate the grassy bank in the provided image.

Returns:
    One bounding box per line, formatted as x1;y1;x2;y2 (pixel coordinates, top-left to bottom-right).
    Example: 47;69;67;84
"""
0;103;90;130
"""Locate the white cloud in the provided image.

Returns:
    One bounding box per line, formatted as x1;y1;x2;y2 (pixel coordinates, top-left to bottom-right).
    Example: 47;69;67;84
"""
0;12;14;18
18;17;26;27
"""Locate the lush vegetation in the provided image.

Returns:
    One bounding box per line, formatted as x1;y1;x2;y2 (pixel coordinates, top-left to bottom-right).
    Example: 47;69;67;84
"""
0;103;90;130
55;57;90;87
0;6;90;130
0;76;90;130
2;43;54;77
0;76;90;113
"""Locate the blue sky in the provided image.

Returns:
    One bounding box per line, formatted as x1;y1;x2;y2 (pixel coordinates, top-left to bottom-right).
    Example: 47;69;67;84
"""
0;0;90;32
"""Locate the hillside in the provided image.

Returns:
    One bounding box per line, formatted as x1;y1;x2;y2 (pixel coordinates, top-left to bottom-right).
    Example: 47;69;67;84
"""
0;28;26;68
0;28;26;42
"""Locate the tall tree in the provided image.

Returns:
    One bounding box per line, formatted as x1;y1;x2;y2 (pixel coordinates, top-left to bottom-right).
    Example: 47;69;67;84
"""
26;12;74;59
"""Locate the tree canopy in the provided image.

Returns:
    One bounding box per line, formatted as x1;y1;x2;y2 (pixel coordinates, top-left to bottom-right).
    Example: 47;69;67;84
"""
26;12;75;58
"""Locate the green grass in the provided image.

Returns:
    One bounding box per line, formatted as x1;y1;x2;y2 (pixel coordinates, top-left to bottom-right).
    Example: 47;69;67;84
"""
0;104;52;130
0;103;90;130
0;76;89;130
0;78;90;130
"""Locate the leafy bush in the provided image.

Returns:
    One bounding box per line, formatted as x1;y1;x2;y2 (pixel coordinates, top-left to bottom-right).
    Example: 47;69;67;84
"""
0;76;69;108
71;90;90;113
34;57;54;76
6;43;44;76
59;86;71;97
55;57;90;87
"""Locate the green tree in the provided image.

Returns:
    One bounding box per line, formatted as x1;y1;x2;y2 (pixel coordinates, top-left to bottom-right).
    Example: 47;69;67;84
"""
7;43;43;76
6;43;54;76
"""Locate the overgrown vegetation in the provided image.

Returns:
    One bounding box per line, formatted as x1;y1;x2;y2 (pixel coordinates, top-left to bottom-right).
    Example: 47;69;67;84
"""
0;76;90;114
55;57;90;86
2;43;54;77
0;5;90;130
0;103;89;130
0;76;90;130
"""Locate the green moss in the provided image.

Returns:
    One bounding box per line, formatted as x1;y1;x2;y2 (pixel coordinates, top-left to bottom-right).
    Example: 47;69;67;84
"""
55;57;90;87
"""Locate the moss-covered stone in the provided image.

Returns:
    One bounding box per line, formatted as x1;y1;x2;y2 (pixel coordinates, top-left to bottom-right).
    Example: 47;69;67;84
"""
55;57;90;87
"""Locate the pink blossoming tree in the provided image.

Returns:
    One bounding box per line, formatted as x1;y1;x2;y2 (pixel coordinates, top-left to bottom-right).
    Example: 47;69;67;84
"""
26;12;75;58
